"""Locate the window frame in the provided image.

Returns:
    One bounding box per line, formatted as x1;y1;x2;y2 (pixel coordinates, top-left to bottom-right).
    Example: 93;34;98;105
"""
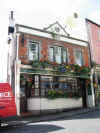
40;75;81;97
74;48;84;66
49;47;55;62
28;40;40;61
49;45;69;64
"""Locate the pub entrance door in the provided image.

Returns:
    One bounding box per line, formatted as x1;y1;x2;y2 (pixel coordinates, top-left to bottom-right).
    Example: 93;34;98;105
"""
80;79;87;108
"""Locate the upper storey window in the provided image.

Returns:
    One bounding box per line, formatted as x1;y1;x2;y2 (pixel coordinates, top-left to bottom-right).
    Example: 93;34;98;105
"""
74;49;84;66
28;40;39;61
49;46;69;64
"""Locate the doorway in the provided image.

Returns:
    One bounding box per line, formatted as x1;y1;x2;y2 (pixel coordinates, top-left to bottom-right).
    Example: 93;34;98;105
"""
80;79;87;108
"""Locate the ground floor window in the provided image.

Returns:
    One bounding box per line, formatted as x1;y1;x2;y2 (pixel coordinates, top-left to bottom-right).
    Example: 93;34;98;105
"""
20;74;40;97
20;74;82;98
40;76;81;98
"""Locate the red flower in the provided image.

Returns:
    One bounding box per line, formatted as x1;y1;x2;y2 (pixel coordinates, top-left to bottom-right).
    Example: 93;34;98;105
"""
40;58;44;62
51;62;58;66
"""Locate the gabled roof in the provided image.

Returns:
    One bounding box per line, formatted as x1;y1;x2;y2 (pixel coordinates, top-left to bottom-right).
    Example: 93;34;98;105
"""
16;23;88;47
86;18;100;27
43;21;69;36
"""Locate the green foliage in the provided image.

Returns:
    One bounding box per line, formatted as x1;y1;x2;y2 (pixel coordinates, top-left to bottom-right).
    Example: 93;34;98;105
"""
31;60;90;78
47;90;81;99
32;60;51;69
71;64;80;72
47;90;57;99
32;60;41;68
40;60;51;68
80;66;90;73
20;75;26;81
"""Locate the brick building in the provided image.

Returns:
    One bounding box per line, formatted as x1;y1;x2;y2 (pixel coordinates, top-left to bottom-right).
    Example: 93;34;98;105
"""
86;19;100;106
7;13;91;116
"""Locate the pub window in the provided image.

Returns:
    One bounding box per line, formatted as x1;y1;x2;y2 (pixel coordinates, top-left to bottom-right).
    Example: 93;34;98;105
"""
40;76;53;96
49;46;69;64
28;40;39;61
55;46;62;64
40;75;81;98
74;49;84;66
49;47;54;62
62;48;69;64
20;75;40;98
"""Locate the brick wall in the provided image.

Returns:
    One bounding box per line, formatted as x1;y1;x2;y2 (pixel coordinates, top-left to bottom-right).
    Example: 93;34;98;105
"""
87;21;100;64
18;33;89;66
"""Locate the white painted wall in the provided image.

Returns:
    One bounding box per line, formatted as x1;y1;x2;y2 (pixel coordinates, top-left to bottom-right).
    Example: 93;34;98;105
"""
27;97;82;111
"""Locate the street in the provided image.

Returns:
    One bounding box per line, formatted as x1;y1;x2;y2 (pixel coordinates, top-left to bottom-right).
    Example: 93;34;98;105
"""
1;110;100;133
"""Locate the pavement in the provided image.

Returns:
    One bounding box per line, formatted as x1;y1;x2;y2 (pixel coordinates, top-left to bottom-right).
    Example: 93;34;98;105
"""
4;107;100;127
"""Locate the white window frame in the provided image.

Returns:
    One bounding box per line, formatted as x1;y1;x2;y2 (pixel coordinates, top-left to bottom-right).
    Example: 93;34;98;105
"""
49;45;69;64
49;47;54;62
55;46;62;64
74;48;84;66
28;40;39;61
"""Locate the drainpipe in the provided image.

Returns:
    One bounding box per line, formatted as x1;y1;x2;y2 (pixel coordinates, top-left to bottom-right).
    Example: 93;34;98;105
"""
15;29;21;116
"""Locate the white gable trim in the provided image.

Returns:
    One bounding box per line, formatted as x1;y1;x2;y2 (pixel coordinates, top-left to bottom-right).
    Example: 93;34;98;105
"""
16;24;88;47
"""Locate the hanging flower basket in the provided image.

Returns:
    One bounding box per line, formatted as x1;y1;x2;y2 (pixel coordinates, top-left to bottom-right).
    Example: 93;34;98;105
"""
31;60;90;78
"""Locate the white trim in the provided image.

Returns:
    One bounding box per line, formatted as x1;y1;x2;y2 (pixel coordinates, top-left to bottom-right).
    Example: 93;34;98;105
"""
17;25;88;47
16;33;20;60
15;60;21;116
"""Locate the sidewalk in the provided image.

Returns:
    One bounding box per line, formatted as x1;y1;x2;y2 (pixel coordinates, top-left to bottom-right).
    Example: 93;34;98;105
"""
6;107;100;126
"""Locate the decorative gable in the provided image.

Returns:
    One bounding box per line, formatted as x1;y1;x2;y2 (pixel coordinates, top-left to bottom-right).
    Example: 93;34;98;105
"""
43;21;69;37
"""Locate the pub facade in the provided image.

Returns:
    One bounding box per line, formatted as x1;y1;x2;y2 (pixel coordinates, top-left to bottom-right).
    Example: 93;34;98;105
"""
7;18;92;116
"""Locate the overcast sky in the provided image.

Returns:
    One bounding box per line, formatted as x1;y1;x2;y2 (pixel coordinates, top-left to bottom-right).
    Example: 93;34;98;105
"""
0;0;100;82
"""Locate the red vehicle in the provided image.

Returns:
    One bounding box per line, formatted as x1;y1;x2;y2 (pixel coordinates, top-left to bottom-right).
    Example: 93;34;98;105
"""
0;83;17;127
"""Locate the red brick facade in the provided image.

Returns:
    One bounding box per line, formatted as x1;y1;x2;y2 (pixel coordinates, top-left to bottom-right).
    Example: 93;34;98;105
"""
18;33;89;66
86;19;100;65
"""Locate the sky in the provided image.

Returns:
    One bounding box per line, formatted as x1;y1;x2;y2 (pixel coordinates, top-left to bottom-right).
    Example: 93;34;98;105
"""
0;0;100;82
